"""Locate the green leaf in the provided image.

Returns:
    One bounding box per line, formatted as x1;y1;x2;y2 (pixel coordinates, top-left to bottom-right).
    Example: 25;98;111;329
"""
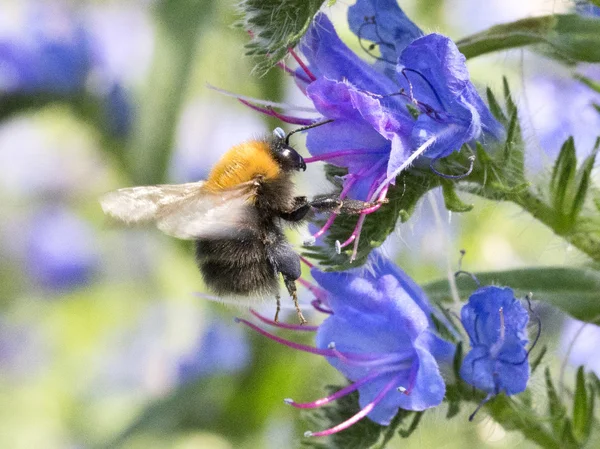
441;180;473;212
486;86;508;125
570;142;599;222
485;393;562;449
397;412;423;438
457;14;600;63
239;0;326;74
572;366;593;444
574;73;600;94
550;137;577;217
560;420;578;448
545;367;568;436
530;345;547;374
423;267;600;324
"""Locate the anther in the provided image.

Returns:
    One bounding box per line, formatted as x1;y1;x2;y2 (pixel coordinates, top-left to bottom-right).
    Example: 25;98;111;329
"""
284;398;294;405
397;386;407;393
335;240;342;254
303;236;316;246
304;431;314;438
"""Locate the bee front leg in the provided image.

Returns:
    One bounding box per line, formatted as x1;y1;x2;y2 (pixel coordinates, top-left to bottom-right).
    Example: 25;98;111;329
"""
279;196;310;222
310;193;388;215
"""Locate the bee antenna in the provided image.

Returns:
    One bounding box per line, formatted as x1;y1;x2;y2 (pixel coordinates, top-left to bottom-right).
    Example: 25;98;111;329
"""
284;119;334;145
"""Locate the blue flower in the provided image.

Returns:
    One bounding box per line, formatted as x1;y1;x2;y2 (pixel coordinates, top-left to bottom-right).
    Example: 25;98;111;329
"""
177;317;251;382
459;286;531;414
236;253;454;437
561;318;600;377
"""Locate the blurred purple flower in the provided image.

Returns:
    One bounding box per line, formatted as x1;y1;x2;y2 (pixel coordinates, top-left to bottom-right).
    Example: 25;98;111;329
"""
177;317;251;382
0;1;134;136
561;318;600;376
0;3;91;94
238;253;453;437
522;65;600;172
25;206;98;291
576;1;600;17
460;286;531;418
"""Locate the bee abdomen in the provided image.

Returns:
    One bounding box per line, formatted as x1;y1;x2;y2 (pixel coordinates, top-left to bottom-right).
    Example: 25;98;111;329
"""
195;238;278;296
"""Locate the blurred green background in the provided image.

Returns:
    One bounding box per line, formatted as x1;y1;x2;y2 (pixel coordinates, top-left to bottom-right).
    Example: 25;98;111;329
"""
0;0;596;448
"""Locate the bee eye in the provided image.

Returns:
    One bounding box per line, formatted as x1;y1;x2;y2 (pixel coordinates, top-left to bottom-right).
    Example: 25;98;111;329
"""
273;127;286;140
273;144;306;172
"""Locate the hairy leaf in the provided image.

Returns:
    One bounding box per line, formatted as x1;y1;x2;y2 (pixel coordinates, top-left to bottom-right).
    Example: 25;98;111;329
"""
457;14;600;63
239;0;327;74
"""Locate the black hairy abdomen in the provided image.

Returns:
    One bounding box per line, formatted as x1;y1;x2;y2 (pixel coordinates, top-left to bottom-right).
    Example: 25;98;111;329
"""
195;234;278;296
195;175;301;297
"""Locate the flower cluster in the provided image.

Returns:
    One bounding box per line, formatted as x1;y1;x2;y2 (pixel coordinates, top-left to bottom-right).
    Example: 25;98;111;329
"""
239;0;503;259
237;253;454;436
238;258;538;435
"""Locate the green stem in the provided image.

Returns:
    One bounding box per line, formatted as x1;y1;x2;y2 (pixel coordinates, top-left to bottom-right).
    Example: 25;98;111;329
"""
472;187;600;263
513;190;600;262
127;0;215;185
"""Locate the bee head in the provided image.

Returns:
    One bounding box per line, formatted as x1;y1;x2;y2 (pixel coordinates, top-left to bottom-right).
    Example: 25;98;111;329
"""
270;128;306;172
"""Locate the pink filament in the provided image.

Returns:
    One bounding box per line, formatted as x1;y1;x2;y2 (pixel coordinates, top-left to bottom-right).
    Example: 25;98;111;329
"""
311;299;333;315
338;179;389;262
299;256;314;268
238;99;314;125
306;374;402;437
277;61;311;84
297;278;329;303
311;173;360;240
249;309;318;332
288;47;317;82
236;318;335;356
286;371;382;409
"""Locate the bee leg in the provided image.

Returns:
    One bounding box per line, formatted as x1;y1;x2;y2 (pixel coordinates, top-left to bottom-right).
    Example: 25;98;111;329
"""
310;193;388;215
265;231;306;323
284;276;307;325
279;196;310;222
274;294;281;323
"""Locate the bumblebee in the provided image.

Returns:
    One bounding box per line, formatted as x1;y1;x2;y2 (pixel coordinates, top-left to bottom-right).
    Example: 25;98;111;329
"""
100;124;376;323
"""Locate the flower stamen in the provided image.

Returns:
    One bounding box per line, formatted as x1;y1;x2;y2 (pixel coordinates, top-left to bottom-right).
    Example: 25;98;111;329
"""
304;374;402;437
288;47;317;82
284;370;382;409
238;99;314;125
249;309;318;332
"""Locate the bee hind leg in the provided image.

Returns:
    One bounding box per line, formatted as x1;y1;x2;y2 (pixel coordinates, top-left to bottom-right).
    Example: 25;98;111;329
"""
283;276;307;325
265;233;306;324
274;294;281;323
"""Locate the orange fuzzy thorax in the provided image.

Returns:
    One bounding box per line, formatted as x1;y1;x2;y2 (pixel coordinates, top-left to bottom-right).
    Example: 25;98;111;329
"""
204;140;281;192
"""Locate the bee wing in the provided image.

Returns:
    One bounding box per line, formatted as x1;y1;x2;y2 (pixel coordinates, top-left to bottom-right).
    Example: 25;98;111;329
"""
100;181;259;240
